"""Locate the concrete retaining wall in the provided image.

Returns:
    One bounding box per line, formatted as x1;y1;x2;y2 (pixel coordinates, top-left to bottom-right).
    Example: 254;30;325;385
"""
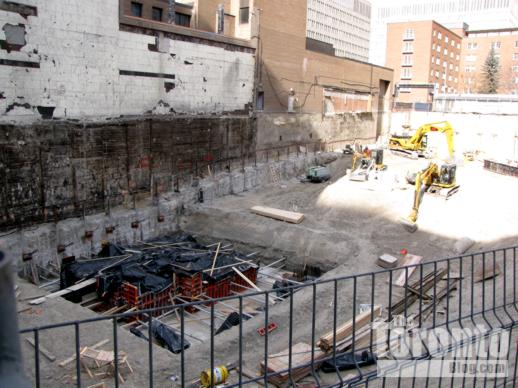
256;112;377;148
0;152;334;269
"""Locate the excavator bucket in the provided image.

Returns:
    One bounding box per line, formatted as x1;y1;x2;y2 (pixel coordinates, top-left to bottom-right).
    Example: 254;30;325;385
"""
399;217;418;233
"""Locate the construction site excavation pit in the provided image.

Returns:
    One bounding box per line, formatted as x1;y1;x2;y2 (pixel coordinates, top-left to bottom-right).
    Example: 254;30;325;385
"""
50;232;328;360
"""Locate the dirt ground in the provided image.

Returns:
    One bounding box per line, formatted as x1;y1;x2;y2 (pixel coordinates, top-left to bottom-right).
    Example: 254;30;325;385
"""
16;151;518;388
182;152;518;273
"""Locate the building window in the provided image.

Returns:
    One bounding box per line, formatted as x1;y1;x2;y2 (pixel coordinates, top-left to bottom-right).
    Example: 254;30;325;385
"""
403;28;415;40
130;2;142;17
436;45;441;52
467;42;478;50
466;54;477;62
402;54;413;66
445;36;449;43
402;41;413;53
513;53;518;61
512;65;518;72
175;12;191;27
256;91;264;111
516;41;518;48
438;32;442;40
491;41;501;49
240;0;250;24
152;7;163;21
401;68;412;79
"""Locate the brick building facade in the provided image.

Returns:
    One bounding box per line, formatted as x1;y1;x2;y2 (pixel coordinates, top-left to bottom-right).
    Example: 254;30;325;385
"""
121;0;194;27
386;21;462;106
459;27;518;94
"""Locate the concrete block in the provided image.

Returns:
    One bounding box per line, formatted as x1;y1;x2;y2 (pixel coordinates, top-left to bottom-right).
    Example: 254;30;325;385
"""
377;254;399;269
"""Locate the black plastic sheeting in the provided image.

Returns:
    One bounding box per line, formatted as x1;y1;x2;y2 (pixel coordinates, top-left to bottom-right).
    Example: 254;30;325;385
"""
130;321;190;354
215;312;252;335
59;233;256;301
321;350;376;372
150;320;190;354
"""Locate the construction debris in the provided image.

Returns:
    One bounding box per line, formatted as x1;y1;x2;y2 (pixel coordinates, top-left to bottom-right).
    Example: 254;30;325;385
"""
474;261;501;283
260;343;326;387
393;254;423;287
79;346;133;384
58;339;110;367
377;254;399;269
454;237;475;254
25;337;56;362
320;350;376;372
318;306;382;352
250;206;305;224
390;268;447;316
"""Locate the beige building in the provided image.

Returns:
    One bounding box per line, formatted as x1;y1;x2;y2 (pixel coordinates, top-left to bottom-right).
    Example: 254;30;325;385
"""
196;0;392;117
459;27;518;94
386;21;462;106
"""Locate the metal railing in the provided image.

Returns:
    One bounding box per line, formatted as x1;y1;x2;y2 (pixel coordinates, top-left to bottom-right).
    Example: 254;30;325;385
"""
19;246;518;388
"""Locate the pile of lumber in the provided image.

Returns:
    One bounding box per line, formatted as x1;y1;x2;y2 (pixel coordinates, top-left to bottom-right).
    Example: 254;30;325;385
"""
257;306;382;386
259;343;326;387
389;267;460;322
317;306;382;352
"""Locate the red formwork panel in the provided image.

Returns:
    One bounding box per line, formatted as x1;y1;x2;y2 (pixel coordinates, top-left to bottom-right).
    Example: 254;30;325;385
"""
231;267;259;293
121;282;175;317
178;272;203;299
205;278;231;300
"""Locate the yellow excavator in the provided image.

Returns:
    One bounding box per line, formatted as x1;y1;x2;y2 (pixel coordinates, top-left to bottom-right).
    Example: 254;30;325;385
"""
349;147;387;182
389;121;455;158
399;122;459;233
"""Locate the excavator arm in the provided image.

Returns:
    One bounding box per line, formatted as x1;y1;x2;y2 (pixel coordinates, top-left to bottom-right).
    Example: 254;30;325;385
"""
400;163;438;233
390;121;455;158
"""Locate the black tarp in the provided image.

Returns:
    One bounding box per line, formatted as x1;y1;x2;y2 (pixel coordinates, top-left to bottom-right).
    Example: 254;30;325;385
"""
215;312;252;335
60;234;255;300
321;350;376;372
150;320;190;354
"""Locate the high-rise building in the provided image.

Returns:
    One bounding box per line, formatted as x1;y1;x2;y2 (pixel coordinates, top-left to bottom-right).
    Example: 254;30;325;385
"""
371;0;518;66
386;21;462;106
306;0;371;62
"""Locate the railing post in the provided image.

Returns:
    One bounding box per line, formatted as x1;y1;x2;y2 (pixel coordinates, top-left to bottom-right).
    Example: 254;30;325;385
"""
0;251;30;388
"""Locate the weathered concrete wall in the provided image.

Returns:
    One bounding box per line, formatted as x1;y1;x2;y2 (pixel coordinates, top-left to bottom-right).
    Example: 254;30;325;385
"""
390;111;518;161
0;115;255;230
0;0;255;122
256;112;377;148
0;151;334;269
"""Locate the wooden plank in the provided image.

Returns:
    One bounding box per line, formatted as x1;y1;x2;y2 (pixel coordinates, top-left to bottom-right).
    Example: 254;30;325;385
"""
317;305;382;352
232;267;276;304
250;206;304;224
209;243;221;277
58;339;109;367
393;254;423;287
25;337;56;362
30;278;97;305
259;342;327;386
474;261;501;283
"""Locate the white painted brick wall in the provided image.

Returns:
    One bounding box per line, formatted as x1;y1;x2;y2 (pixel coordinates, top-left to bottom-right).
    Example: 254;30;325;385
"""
0;0;255;122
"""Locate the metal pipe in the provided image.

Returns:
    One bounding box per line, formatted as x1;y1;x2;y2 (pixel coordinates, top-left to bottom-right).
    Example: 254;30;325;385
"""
0;250;30;388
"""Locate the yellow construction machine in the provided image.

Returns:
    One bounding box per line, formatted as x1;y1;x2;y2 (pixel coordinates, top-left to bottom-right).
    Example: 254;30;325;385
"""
400;162;459;233
399;121;459;232
389;121;455;158
349;147;387;182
